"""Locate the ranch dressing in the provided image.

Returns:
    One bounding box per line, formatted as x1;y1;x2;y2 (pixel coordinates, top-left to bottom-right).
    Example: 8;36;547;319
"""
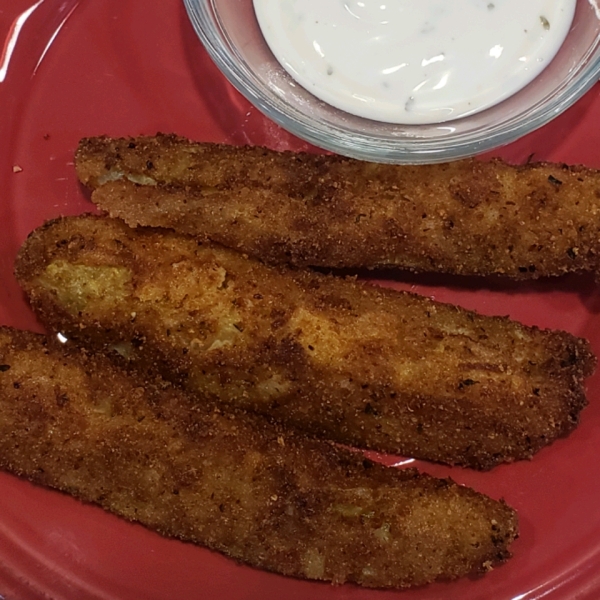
253;0;576;124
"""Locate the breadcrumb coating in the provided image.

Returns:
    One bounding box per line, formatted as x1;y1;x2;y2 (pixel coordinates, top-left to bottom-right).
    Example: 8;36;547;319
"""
77;134;600;277
14;215;595;469
0;326;518;588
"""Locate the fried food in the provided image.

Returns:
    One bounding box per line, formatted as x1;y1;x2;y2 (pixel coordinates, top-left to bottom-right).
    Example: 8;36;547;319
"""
0;326;518;588
77;134;600;278
15;215;595;470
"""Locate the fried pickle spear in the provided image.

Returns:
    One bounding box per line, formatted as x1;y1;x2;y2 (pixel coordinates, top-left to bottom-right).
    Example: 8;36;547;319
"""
0;326;519;587
77;134;600;278
15;215;595;470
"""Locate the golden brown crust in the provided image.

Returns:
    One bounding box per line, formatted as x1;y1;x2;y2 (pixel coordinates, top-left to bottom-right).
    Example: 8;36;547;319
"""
14;215;595;469
77;134;600;277
0;326;518;588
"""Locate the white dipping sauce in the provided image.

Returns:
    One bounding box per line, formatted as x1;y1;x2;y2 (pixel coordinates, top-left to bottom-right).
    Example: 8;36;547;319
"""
253;0;576;124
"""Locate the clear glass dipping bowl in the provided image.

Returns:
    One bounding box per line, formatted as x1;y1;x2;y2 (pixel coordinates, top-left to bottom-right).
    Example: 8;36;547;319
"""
183;0;600;164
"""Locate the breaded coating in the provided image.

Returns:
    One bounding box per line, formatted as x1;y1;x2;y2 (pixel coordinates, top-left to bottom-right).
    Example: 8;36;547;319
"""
15;215;595;470
0;327;518;588
77;134;600;278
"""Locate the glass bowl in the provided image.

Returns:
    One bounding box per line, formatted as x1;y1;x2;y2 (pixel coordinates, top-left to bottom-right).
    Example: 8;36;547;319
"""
183;0;600;164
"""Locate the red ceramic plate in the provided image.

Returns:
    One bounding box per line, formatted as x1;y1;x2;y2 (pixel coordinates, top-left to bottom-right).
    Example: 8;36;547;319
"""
2;1;600;598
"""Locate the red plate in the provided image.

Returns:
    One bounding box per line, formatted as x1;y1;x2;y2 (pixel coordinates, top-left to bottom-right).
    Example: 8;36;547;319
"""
2;1;600;598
